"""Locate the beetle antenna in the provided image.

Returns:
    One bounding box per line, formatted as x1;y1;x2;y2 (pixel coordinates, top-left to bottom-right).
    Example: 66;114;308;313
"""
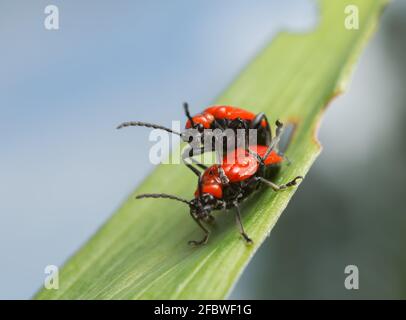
116;121;183;136
183;102;195;127
136;193;191;206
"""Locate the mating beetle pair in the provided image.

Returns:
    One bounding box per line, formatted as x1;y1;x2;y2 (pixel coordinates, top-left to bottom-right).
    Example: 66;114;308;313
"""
117;104;302;245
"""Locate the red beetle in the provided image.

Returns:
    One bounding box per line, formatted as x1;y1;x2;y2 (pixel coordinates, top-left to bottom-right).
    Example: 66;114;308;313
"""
137;144;302;246
118;103;271;142
197;145;285;199
117;103;274;174
185;105;268;130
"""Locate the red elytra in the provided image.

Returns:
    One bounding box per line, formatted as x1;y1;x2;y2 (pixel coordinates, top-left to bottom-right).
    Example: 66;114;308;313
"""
195;145;283;199
185;105;267;129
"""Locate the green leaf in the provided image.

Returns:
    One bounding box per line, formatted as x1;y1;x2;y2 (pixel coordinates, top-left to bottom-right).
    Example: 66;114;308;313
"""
35;0;388;299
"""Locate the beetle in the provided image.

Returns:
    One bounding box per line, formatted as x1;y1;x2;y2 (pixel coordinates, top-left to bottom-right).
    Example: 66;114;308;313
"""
136;141;303;246
183;104;271;145
117;103;274;177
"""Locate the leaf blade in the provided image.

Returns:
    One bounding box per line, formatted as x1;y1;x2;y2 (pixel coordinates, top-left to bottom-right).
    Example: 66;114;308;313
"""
35;0;388;300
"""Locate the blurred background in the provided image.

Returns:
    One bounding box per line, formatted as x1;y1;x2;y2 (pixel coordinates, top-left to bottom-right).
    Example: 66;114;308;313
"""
0;0;405;299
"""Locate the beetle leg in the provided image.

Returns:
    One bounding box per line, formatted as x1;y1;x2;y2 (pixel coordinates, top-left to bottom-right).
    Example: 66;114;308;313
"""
215;145;229;184
234;202;253;244
246;121;283;168
188;212;210;246
258;176;303;191
182;146;208;177
261;120;284;162
204;214;216;224
210;132;230;184
218;167;229;184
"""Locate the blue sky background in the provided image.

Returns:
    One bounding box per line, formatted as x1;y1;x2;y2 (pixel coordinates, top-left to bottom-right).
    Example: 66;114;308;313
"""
1;0;406;299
